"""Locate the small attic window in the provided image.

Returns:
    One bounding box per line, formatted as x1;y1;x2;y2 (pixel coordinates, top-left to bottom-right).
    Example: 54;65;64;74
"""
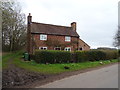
40;34;47;40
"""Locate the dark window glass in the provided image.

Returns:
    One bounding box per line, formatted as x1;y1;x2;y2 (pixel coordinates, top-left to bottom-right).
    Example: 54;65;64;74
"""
80;48;82;50
55;47;61;50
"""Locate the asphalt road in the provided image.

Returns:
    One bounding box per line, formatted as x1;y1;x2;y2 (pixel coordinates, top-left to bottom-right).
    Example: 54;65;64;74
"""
37;64;118;88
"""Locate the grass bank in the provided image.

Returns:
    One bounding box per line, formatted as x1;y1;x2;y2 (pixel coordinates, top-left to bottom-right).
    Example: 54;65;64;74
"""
13;59;118;74
2;52;119;74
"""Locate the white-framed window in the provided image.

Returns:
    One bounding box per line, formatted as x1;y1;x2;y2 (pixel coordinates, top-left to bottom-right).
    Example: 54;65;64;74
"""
65;36;71;42
64;47;71;51
54;47;61;50
40;34;47;40
39;47;47;50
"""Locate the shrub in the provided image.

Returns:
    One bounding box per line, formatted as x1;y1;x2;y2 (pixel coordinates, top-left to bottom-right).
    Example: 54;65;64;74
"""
75;51;89;62
34;50;118;64
100;50;118;60
34;50;71;64
87;50;106;61
30;54;35;60
75;50;106;62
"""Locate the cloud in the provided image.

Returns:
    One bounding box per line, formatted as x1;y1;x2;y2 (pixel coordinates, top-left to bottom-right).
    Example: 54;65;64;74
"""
19;0;119;48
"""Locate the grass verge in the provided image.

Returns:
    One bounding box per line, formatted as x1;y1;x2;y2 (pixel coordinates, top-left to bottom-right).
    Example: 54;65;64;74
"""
2;51;23;69
2;52;119;74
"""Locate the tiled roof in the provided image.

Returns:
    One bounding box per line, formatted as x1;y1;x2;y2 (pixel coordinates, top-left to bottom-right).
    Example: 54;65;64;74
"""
31;22;79;37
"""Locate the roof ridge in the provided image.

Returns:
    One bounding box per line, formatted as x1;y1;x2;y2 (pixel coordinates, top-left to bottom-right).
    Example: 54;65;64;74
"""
32;22;71;28
31;21;79;37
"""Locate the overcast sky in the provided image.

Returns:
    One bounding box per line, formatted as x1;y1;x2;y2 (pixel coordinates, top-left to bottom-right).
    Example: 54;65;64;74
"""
19;0;119;49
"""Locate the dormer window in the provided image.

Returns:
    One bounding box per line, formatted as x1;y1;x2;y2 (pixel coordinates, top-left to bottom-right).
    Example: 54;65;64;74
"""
40;34;47;40
65;36;71;42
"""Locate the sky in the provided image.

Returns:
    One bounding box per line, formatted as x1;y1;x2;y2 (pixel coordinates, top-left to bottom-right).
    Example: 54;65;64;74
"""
18;0;119;49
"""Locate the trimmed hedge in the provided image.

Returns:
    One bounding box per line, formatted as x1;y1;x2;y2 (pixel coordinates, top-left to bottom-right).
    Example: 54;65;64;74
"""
34;50;71;64
75;50;118;62
100;50;118;60
75;50;106;62
33;50;118;64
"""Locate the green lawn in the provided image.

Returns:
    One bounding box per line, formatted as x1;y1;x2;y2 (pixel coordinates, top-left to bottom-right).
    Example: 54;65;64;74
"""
2;51;119;74
13;59;118;74
2;51;23;69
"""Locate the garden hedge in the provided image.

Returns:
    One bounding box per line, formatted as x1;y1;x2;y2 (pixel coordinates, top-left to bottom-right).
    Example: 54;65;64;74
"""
34;50;71;64
75;50;106;62
33;50;118;64
100;50;118;60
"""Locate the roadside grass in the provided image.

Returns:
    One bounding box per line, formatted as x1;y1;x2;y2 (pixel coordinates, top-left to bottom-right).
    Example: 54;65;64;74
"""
13;59;118;74
2;53;14;69
2;52;119;74
2;51;23;69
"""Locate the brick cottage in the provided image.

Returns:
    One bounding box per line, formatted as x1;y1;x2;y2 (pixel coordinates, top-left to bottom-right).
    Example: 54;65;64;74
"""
27;13;90;54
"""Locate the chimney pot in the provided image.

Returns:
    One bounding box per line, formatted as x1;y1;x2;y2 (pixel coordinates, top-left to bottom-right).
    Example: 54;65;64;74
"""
28;13;32;24
29;13;31;16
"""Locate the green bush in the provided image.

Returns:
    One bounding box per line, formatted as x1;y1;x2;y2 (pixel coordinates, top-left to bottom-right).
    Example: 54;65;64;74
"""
75;50;106;62
34;50;118;64
75;51;89;62
34;50;71;64
100;50;118;60
88;50;106;61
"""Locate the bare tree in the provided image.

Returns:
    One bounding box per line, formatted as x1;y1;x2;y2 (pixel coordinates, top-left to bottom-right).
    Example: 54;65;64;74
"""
2;1;26;52
113;26;120;48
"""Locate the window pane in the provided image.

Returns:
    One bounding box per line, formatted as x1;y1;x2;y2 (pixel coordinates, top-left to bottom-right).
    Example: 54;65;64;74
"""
39;47;47;50
44;48;46;50
55;47;61;50
65;36;71;41
64;47;71;51
40;34;47;40
80;48;82;50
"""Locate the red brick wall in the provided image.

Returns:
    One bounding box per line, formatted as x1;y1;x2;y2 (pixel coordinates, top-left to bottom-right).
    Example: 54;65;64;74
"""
78;39;90;51
31;34;79;51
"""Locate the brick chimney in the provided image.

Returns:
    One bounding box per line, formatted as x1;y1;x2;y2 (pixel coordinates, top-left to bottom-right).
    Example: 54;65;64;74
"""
27;13;32;54
28;13;32;24
71;22;76;31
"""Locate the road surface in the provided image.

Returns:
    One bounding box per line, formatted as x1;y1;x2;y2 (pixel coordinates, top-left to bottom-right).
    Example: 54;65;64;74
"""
37;64;118;88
